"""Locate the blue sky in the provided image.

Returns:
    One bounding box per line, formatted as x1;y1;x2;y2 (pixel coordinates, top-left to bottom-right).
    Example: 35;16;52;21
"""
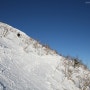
0;0;90;68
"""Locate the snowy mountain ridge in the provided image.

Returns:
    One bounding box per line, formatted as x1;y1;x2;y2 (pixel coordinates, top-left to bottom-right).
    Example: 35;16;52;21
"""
0;22;90;90
0;22;58;56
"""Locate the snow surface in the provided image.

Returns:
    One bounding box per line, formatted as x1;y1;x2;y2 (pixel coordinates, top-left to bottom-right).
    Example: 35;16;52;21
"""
0;22;90;90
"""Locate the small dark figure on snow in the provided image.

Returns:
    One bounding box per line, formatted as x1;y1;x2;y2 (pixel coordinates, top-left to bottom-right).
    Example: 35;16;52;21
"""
17;33;20;37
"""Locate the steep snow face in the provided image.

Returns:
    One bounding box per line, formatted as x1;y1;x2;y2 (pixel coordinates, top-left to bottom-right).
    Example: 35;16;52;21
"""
0;22;58;56
0;22;90;90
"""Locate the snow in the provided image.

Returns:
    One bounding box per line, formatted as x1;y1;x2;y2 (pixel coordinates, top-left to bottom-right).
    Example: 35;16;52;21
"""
0;22;90;90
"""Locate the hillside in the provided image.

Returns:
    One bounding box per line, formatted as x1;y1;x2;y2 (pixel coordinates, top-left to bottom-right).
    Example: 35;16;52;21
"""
0;22;90;90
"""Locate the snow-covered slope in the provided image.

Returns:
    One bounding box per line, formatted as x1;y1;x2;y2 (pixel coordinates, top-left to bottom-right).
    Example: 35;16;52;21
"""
0;22;90;90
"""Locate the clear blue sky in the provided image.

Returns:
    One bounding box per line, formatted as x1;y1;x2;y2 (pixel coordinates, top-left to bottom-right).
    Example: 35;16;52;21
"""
0;0;90;68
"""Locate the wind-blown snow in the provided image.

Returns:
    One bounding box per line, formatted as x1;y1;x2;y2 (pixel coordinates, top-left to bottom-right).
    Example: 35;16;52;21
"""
0;22;90;90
